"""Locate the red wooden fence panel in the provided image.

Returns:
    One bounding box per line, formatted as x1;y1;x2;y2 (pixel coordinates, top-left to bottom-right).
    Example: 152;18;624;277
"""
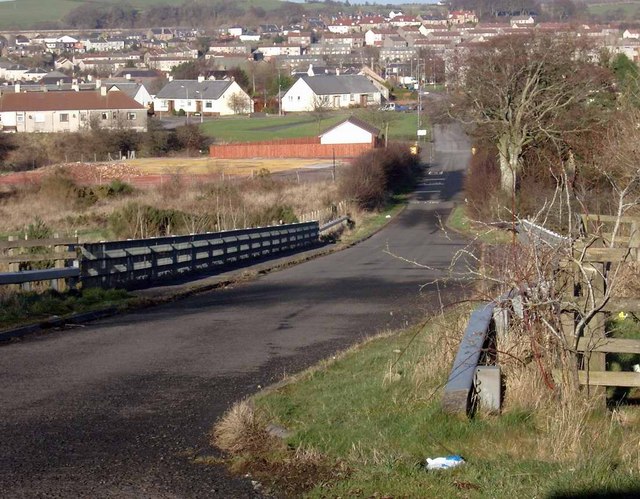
209;141;374;159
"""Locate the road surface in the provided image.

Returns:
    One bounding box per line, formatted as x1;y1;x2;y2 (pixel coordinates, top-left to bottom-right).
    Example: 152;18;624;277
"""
0;125;471;498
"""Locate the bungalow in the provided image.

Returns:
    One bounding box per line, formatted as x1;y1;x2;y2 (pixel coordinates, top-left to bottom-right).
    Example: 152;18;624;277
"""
281;74;381;112
153;78;253;116
0;88;147;133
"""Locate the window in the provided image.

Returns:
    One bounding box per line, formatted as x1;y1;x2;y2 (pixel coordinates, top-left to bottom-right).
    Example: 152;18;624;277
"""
101;112;108;120
59;113;69;123
112;112;117;119
205;101;212;109
127;112;136;121
17;115;24;123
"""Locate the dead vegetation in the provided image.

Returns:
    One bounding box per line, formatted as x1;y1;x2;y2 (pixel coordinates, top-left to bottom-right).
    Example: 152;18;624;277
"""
212;400;346;497
0;166;343;241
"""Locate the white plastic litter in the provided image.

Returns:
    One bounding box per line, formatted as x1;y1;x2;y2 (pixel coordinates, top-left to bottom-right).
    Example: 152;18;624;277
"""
425;455;465;470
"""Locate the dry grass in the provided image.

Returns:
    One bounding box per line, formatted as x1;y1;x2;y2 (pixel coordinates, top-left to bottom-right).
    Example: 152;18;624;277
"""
128;157;334;176
212;400;271;454
408;308;470;397
0;171;341;241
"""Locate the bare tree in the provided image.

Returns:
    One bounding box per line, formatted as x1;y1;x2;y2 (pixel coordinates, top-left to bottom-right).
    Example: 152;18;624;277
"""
228;92;250;115
311;95;331;132
449;33;614;194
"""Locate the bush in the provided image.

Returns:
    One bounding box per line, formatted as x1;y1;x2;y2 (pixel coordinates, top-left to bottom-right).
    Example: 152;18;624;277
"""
339;155;387;210
463;145;502;220
109;202;185;239
94;179;135;199
339;144;422;211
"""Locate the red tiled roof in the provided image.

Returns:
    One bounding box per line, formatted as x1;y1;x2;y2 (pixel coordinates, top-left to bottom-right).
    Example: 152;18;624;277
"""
0;90;144;112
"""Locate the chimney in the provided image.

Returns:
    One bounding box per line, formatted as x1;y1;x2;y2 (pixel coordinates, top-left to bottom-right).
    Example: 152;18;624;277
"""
168;75;174;82
125;73;131;80
72;83;79;92
198;75;205;83
336;68;340;76
100;85;107;97
87;74;93;82
95;79;101;89
14;83;20;93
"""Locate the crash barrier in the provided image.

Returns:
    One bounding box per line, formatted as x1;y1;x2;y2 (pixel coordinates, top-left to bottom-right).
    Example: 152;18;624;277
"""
79;222;319;289
1;222;320;291
444;217;640;416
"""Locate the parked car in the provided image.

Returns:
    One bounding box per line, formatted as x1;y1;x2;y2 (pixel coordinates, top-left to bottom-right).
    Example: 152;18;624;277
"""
378;103;411;112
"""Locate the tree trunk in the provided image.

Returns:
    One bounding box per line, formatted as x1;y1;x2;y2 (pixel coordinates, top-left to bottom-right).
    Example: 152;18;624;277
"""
498;135;521;194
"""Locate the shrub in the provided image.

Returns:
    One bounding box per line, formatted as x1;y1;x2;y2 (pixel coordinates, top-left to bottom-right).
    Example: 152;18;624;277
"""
109;202;185;239
339;144;421;211
463;145;501;220
94;179;135;199
339;155;387;211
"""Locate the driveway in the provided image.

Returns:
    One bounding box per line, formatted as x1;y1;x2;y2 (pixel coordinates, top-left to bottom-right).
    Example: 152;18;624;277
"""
0;125;471;498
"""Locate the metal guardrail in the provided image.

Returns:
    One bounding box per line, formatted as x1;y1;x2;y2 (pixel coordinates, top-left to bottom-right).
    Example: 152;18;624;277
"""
1;216;354;291
0;267;80;287
517;219;570;247
442;301;498;415
79;222;319;289
319;216;351;233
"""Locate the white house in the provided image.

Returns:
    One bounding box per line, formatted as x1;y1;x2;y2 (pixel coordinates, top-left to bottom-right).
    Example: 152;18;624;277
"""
107;82;153;108
282;74;381;112
319;116;379;145
153;78;253;116
623;29;640;40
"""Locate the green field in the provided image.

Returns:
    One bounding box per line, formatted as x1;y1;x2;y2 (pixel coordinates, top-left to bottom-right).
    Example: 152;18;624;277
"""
200;111;422;143
0;0;284;29
588;1;640;17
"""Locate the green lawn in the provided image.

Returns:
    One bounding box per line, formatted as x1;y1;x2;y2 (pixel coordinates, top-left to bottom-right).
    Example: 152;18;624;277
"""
201;111;422;143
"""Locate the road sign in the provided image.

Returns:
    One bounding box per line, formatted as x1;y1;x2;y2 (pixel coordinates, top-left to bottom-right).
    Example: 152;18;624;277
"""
417;129;427;136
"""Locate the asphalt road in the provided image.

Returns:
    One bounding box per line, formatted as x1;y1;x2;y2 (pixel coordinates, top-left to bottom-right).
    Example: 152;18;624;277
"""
0;125;471;498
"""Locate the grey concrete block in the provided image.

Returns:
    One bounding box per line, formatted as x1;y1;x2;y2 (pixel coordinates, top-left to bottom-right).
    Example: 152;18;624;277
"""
475;366;501;413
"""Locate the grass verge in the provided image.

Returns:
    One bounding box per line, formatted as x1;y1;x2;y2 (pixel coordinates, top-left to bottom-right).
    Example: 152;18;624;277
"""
340;195;407;246
0;287;132;331
212;307;640;497
447;204;513;244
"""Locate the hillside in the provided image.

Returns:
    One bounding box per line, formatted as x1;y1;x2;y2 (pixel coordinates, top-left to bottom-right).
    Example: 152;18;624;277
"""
0;0;288;30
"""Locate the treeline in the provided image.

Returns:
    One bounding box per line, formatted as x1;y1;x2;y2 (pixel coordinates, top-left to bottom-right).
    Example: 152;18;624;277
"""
63;1;307;29
0;121;209;171
449;0;580;21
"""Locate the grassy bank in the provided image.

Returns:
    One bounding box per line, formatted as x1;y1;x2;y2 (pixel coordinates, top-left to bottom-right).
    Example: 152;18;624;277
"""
213;308;640;497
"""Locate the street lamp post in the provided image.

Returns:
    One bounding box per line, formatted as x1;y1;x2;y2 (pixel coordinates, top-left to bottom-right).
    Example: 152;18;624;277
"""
180;84;189;123
195;90;202;123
